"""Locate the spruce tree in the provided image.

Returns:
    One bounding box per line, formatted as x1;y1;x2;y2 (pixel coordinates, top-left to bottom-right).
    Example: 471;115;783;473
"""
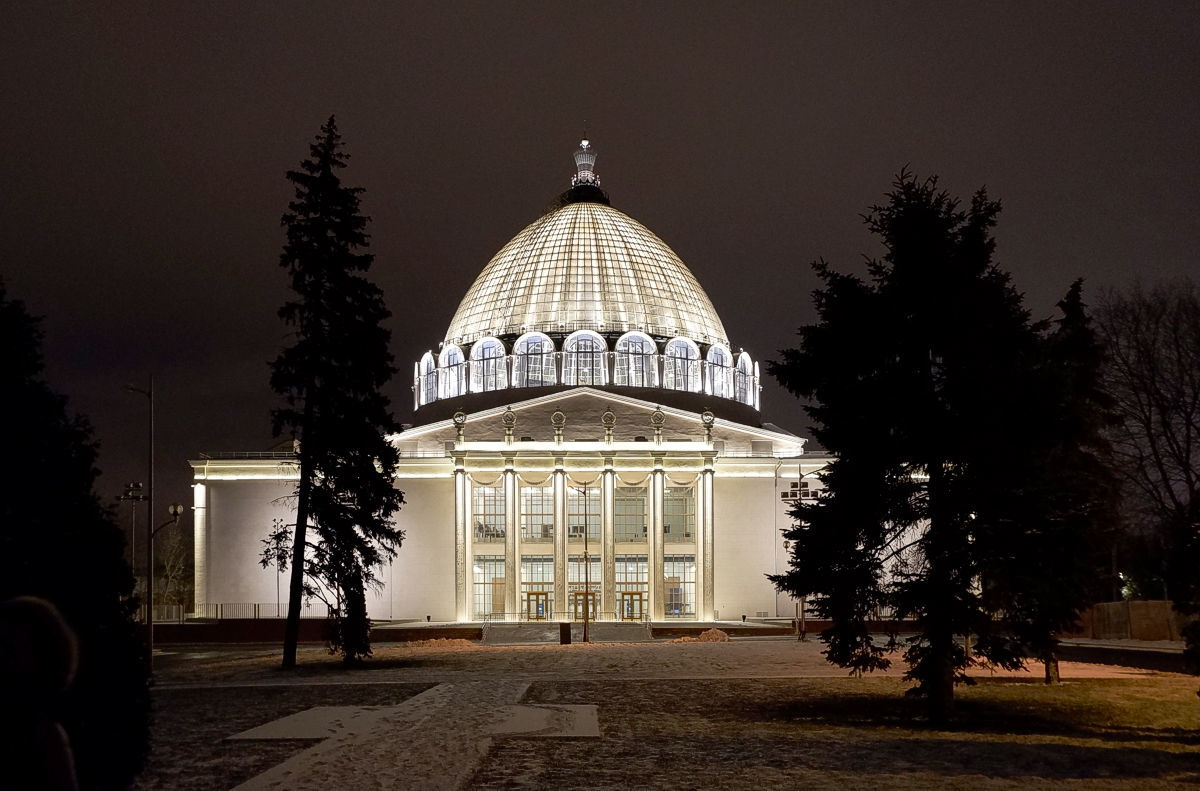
270;117;404;667
972;281;1120;683
769;172;1048;721
0;279;149;788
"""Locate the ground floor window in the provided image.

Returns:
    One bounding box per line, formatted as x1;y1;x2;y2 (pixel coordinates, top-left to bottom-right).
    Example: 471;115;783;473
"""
663;555;696;618
615;554;648;620
568;553;602;619
520;555;554;619
473;555;505;619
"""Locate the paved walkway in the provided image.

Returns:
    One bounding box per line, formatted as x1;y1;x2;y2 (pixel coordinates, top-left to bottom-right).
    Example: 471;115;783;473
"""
231;680;600;791
233;681;529;790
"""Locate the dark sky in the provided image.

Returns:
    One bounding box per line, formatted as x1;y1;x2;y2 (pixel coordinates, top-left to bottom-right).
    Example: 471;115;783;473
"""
3;3;1197;516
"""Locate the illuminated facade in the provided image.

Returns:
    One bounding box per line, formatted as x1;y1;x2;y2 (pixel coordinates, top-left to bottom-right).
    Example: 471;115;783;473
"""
191;140;824;623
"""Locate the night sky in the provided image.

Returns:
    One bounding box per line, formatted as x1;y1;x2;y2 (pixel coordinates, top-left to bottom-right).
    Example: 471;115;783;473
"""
3;3;1197;519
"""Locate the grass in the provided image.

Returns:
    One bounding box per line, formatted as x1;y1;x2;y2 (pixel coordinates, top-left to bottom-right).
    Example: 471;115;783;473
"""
135;642;1200;790
470;677;1200;790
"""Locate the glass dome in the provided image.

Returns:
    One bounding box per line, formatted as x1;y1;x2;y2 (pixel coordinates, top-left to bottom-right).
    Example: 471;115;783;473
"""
444;201;728;348
413;139;759;415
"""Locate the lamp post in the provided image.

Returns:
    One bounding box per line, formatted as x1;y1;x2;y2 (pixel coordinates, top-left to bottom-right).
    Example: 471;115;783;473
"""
118;482;147;573
272;517;284;617
572;485;592;643
126;377;155;661
146;503;184;669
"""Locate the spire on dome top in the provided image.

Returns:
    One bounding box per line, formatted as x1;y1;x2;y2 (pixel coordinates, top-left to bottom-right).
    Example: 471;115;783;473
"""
572;138;599;187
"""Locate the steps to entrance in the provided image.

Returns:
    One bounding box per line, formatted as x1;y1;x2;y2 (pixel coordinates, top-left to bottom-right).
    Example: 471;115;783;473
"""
481;621;652;645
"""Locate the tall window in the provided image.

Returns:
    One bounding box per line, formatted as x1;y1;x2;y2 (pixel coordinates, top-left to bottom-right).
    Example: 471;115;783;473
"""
470;338;507;393
419;352;437;405
472;485;505;543
520;486;554;543
563;331;606;386
439;345;466;399
706;344;733;399
567;485;600;543
735;352;754;405
664;486;695;543
513;333;555;387
473;555;505;618
615;554;649;620
662;338;700;392
663;555;696;617
520;555;554;619
614;332;657;387
614;486;648;542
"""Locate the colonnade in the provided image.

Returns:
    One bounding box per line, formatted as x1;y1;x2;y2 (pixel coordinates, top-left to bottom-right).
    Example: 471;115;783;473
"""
452;457;716;622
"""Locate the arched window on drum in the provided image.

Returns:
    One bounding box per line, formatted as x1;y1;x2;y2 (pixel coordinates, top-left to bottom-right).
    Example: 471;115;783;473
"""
735;352;754;406
438;344;466;399
662;337;701;393
614;331;657;388
513;332;556;388
705;344;733;399
419;352;437;405
563;331;607;386
470;337;507;393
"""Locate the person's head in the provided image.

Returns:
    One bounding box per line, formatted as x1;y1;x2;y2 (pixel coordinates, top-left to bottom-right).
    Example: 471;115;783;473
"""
0;596;79;704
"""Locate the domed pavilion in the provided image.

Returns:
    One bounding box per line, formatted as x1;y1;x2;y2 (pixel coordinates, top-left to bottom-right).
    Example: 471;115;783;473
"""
190;140;826;626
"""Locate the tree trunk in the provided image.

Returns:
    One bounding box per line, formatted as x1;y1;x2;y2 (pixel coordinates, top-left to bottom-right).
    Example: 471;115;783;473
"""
925;459;956;725
282;404;315;669
1043;646;1060;684
281;467;311;669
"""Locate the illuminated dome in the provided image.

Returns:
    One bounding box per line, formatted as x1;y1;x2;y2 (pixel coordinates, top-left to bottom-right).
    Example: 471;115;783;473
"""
414;139;759;414
444;201;727;347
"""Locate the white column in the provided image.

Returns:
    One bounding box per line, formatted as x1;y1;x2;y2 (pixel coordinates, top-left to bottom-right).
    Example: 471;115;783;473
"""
504;465;518;620
699;462;715;620
602;464;616;619
649;460;665;620
192;483;207;615
454;465;469;622
553;463;567;618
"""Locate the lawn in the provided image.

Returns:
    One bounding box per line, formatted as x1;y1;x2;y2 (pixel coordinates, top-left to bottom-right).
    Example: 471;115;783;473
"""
136;640;1199;790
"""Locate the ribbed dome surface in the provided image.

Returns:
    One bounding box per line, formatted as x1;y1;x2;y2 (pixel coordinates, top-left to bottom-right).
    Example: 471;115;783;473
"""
444;202;728;347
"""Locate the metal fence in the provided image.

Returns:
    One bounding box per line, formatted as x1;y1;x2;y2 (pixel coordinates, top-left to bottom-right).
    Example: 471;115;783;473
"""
190;602;334;620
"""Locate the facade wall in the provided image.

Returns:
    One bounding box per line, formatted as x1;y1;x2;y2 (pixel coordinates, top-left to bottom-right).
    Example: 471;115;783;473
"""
203;477;297;609
193;392;818;623
712;473;779;620
388;476;456;620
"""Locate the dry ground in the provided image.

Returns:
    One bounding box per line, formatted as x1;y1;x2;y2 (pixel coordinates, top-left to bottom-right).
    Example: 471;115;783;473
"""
136;639;1200;790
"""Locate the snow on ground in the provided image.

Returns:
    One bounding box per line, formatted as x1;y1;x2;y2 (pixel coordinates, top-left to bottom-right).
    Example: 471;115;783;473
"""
137;638;1197;790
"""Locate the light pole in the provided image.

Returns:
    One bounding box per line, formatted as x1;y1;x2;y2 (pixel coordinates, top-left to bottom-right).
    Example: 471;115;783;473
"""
118;482;146;573
146;503;184;668
572;485;592;643
126;376;155;661
273;517;284;616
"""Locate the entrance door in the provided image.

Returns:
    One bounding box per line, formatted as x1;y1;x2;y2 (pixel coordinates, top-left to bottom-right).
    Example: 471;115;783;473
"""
525;592;549;620
618;592;645;621
570;592;598;621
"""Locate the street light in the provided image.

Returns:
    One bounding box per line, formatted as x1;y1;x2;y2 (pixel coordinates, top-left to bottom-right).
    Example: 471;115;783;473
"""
126;376;155;664
145;503;184;669
117;482;147;572
572;485;593;643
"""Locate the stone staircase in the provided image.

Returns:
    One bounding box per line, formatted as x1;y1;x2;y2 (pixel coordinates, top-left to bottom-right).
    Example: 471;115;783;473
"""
481;620;652;645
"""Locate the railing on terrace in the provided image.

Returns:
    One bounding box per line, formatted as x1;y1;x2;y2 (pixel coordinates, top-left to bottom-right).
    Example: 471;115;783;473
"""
192;602;334;620
199;450;450;460
477;610;650;623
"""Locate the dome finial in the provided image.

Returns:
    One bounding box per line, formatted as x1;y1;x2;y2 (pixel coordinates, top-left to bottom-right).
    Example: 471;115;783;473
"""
572;135;599;187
